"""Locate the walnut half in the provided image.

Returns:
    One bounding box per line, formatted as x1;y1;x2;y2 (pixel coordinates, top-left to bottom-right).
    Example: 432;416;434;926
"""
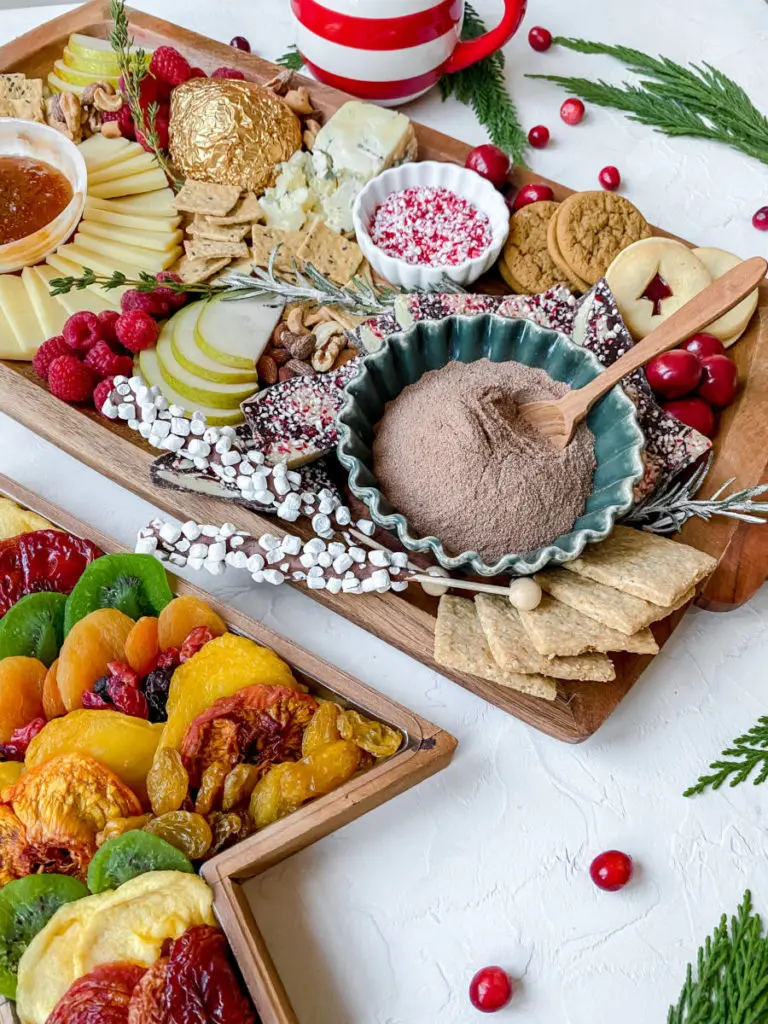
45;92;83;143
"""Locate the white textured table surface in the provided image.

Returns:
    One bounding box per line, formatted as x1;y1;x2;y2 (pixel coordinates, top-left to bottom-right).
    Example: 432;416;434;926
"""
2;2;768;1021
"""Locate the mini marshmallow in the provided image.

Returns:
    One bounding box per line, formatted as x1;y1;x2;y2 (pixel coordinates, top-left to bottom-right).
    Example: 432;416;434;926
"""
151;420;171;440
307;566;325;578
335;506;352;526
169;553;187;567
273;477;291;496
286;471;302;486
226;550;249;569
304;538;326;556
128;418;140;431
168;404;185;417
201;524;219;537
263;569;285;585
117;402;134;420
246;553;265;572
140;403;157;423
281;493;301;511
190;418;206;436
176;538;191;553
302;506;314;517
266;548;284;565
215;436;232;454
272;462;287;477
220;523;237;538
222;466;236;479
154;395;169;411
299;552;318;569
312;514;332;537
247;450;265;465
391;552;409;569
251;570;265;583
258;533;282;551
205;560;225;576
182;521;201;540
252;491;274;506
134;385;149;404
342;577;362;593
326;577;343;595
239;461;254;476
317;552;333;569
171;417;190;437
237;476;255;492
333;553;353;575
187;556;205;571
282;535;302;556
368;549;391;568
230;535;245;547
280;562;290;573
188;543;208;559
357;519;375;536
138;421;153;439
327;542;346;557
276;506;299;522
307;576;326;590
349;547;366;564
221;450;241;467
101;400;119;419
161;434;184;453
318;499;335;515
370;569;391;590
135;535;158;555
221;426;237;438
391;580;409;592
301;492;317;505
187;440;211;458
193;457;210;471
203;427;220;444
159;522;182;544
115;382;131;396
292;571;308;582
113;375;129;386
208;542;227;562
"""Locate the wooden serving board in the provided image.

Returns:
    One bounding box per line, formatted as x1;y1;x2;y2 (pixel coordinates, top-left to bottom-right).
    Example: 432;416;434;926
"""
0;474;456;1024
1;1;767;742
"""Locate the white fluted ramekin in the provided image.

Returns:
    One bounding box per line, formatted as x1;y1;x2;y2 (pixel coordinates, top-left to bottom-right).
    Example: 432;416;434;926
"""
352;160;510;290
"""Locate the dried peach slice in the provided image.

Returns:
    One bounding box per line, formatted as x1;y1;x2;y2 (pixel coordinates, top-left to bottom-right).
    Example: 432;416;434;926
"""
42;660;66;721
157;597;227;651
124;616;160;676
56;609;135;712
0;657;47;743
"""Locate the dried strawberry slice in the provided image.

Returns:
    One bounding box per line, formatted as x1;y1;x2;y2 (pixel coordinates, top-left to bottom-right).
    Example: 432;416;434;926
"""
179;626;215;663
47;962;146;1024
164;926;255;1024
18;530;102;595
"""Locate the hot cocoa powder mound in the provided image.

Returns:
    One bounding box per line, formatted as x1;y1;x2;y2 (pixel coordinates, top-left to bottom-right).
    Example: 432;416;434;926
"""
372;359;596;561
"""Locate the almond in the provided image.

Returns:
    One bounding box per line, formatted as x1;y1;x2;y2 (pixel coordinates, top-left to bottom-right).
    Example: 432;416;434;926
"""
256;354;278;385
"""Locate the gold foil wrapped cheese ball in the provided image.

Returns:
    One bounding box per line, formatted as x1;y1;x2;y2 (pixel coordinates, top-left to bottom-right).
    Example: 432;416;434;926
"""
169;78;302;194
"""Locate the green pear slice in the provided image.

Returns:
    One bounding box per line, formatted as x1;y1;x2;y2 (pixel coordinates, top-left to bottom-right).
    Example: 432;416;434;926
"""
156;321;258;409
172;302;258;385
195;294;284;370
138;347;244;426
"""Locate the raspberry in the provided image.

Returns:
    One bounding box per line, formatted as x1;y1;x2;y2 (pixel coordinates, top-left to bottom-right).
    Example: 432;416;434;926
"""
63;311;102;352
117;104;135;140
84;340;134;380
107;678;149;719
155;272;188;310
136;106;170;152
81;690;111;710
189;67;207;79
32;335;69;380
212;67;245;80
150;46;193;88
115;310;160;353
137;76;168;108
48;355;96;403
121;288;171;318
93;377;116;414
97;309;121;344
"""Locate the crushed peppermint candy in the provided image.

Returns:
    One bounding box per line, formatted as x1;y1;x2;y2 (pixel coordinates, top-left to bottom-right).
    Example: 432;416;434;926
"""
370;186;492;268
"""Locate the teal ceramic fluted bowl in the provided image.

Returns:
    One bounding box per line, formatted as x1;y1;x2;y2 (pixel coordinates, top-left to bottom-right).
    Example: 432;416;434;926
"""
336;314;645;577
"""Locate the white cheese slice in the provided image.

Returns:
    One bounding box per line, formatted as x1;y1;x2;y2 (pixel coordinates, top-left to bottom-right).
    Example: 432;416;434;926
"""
56;244;150;282
85;189;178;217
22;266;68;339
312;101;415;182
79;135;137;173
34;264;120;316
87;151;162;187
65;237;181;273
88;167;170;199
0;275;45;359
77;220;184;254
0;302;24;360
83;202;181;233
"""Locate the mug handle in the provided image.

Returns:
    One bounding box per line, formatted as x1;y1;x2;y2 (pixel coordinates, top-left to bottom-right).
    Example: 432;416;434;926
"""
443;0;528;74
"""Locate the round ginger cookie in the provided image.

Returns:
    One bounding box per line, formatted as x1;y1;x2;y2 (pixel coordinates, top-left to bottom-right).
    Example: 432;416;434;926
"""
556;191;652;286
546;204;591;293
501;201;569;294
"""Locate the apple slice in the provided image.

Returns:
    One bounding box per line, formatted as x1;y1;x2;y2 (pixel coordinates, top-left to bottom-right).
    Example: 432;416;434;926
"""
156;320;258;409
138;346;245;426
172;302;258;385
195;295;284;370
47;72;85;97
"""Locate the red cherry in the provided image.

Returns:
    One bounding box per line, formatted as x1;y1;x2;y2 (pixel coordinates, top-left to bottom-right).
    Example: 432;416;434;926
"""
469;967;513;1013
528;125;550;149
465;144;512;189
753;206;768;231
663;398;716;437
590;850;633;892
512;183;555;211
697;354;738;407
680;333;726;360
560;98;585;125
528;26;552;52
599;165;621;191
645;349;702;399
229;35;251;52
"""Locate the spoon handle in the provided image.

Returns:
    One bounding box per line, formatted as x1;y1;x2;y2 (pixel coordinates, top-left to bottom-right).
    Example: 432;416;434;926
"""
562;256;766;417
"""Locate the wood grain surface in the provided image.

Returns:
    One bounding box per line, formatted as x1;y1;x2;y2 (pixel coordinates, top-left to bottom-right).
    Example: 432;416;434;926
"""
0;1;766;741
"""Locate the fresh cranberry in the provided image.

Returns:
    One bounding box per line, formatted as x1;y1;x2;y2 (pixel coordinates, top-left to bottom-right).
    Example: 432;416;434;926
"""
528;26;552;52
590;850;633;891
681;333;726;360
511;182;555;211
599;165;621;191
469;967;513;1013
560;98;585;125
643;274;673;316
663;397;716;436
229;35;251;52
753;206;768;231
465;144;512;189
528;125;550;149
697;354;738;407
645;349;703;399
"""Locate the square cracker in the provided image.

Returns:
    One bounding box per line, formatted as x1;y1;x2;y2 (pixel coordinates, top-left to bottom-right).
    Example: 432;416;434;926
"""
435;596;557;701
474;594;615;682
184;238;249;260
172;180;241;217
0;76;44;122
535;570;694;635
250;224;306;272
171;254;232;284
518;595;659;658
297;219;363;284
189;218;250;243
205;193;263;226
563;526;716;606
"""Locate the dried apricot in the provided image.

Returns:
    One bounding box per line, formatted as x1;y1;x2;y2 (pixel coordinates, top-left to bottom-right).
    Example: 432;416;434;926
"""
194;762;227;817
338;710;403;758
25;710;163;805
144;811;212;860
56;609;135;712
157;596;227;651
0;657;46;743
42;659;66;721
221;764;260;812
124;616;159;676
0;761;23;790
302;701;342;757
146;748;189;817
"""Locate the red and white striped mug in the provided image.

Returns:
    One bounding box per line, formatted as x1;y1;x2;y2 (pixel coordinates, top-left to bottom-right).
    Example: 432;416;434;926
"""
291;0;528;105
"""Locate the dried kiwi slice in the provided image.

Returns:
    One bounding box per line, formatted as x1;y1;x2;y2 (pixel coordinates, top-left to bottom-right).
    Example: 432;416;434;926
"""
86;830;194;893
64;554;173;634
0;874;88;999
0;592;67;666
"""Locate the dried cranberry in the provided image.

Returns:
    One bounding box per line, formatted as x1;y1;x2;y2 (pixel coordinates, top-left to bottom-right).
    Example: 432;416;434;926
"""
82;690;112;710
0;717;46;759
165;925;256;1024
143;667;174;723
180;626;216;662
106;661;141;688
156;647;181;669
107;679;149;719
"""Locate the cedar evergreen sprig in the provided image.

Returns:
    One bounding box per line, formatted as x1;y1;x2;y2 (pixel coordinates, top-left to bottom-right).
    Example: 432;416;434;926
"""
667;891;768;1024
684;717;768;798
276;46;304;72
109;0;184;190
527;38;768;165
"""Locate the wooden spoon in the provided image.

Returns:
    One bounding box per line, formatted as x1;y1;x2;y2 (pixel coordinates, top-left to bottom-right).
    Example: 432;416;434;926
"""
519;255;767;449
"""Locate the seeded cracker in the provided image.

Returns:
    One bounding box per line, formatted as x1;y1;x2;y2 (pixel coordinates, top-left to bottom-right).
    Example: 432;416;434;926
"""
251;225;307;271
518;595;659;658
0;75;44;122
189;218;250;243
435;596;557;701
172;254;232;284
297;220;363;284
205;192;263;226
562;525;717;606
474;594;615;682
535;570;695;635
172;180;241;217
184;238;249;260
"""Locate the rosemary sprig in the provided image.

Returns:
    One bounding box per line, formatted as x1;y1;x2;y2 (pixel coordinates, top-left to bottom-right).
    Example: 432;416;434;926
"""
527;38;768;165
667;891;768;1023
276;45;304;72
685;718;768;797
109;0;183;190
625;454;768;534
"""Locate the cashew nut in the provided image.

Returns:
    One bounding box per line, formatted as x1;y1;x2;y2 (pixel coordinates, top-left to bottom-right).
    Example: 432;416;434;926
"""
286;306;308;336
283;87;313;116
